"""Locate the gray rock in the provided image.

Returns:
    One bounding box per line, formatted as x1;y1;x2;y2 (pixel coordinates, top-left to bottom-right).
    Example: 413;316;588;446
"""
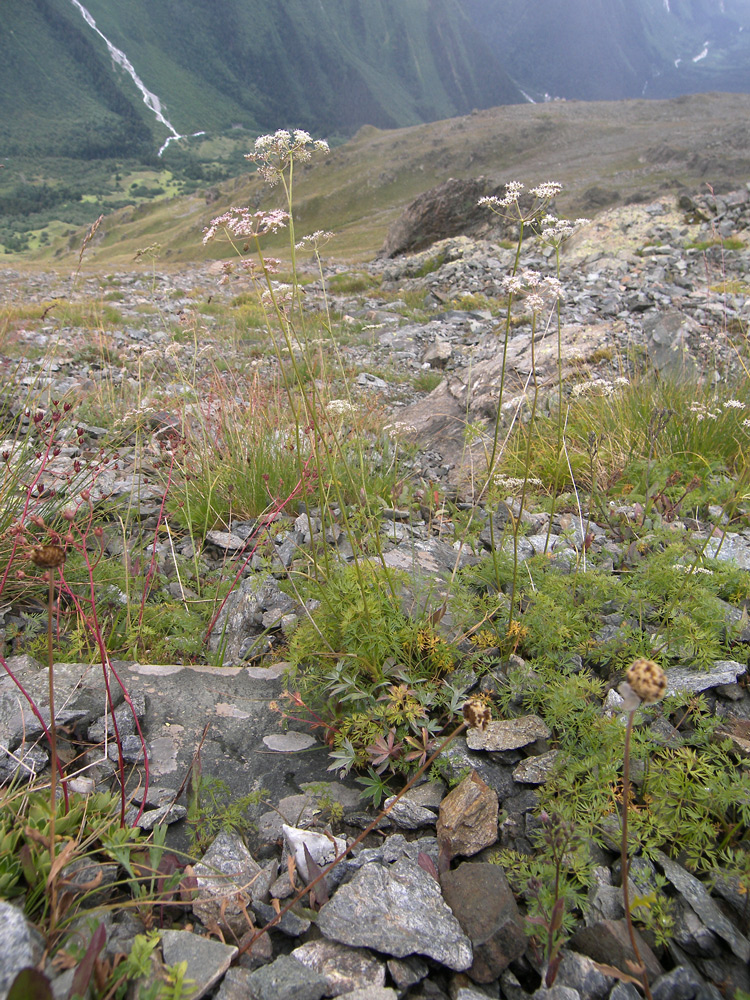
129;802;187;830
0;901;45;1000
568;919;662;981
704;534;750;569
386;956;430;994
291;940;386;996
108;732;146;763
665;660;746;696
0;741;48;783
423;340;453;368
193;830;263;936
87;692;146;743
651;964;713;1000
251;899;311;937
383;795;437;829
555;949;613;1000
337;990;398;1000
208;575;299;663
608;987;641;1000
671;898;722;957
531;987;581;999
60;856;119;906
512;750;559;783
643;310;700;379
236;956;325;1000
160;929;237;1000
467;716;550;751
654;850;750;962
317;858;472;970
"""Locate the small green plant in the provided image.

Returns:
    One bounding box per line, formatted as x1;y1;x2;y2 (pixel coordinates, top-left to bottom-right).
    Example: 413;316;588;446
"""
186;774;268;854
495;813;592;986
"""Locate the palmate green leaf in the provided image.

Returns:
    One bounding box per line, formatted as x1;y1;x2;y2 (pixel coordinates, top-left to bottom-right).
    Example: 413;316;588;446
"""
326;738;356;777
355;768;392;809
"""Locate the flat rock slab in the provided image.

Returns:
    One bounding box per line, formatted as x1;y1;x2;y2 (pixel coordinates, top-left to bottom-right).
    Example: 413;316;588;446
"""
665;660;746;697
317;857;473;970
160;929;237;1000
0;656;344;854
263;732;316;751
654;850;750;962
467;715;550;751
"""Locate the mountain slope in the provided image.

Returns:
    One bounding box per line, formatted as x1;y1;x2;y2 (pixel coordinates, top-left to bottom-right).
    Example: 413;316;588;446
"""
2;0;154;160
3;0;522;160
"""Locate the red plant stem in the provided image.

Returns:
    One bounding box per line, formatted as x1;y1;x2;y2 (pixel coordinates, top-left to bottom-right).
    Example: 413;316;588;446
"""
235;718;468;961
0;655;69;808
46;570;59;928
57;504;150;826
622;709;654;1000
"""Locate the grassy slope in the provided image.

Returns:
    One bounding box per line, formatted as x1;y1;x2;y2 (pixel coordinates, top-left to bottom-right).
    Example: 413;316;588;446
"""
35;92;750;267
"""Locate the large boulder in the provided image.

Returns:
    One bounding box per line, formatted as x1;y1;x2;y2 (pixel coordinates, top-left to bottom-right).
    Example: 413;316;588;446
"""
380;177;510;257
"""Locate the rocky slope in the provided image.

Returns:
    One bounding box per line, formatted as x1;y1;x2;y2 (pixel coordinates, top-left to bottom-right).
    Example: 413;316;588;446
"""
1;188;750;999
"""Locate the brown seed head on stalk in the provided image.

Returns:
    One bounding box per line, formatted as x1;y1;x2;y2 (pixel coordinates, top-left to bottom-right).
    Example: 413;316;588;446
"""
463;697;491;731
625;658;667;705
28;544;66;569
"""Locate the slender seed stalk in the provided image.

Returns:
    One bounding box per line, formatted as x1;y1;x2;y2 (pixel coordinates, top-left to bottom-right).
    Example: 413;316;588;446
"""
621;708;654;1000
46;569;58;929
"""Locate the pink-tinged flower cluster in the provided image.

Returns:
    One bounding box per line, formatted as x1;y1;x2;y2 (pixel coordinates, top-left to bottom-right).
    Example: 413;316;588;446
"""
295;230;335;251
247;129;330;185
202;208;289;245
502;269;564;312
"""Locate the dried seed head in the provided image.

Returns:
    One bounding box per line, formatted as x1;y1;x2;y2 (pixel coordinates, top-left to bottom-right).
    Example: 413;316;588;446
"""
463;697;491;731
28;544;66;569
626;658;667;704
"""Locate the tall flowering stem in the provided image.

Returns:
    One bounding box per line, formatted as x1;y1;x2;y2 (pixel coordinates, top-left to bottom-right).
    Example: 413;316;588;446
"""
478;185;587;597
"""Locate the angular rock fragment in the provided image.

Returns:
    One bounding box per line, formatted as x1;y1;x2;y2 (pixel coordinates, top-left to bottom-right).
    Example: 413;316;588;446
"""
317;857;472;970
192;830;263;937
437;771;498;858
292;939;386;996
466;715;550;751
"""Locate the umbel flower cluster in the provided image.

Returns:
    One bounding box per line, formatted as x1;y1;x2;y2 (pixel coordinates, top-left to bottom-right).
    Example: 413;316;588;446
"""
202;208;289;245
247;129;330;185
479;180;588;245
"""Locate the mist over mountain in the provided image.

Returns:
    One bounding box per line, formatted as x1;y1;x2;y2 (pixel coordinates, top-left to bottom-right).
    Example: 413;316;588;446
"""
465;0;750;102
